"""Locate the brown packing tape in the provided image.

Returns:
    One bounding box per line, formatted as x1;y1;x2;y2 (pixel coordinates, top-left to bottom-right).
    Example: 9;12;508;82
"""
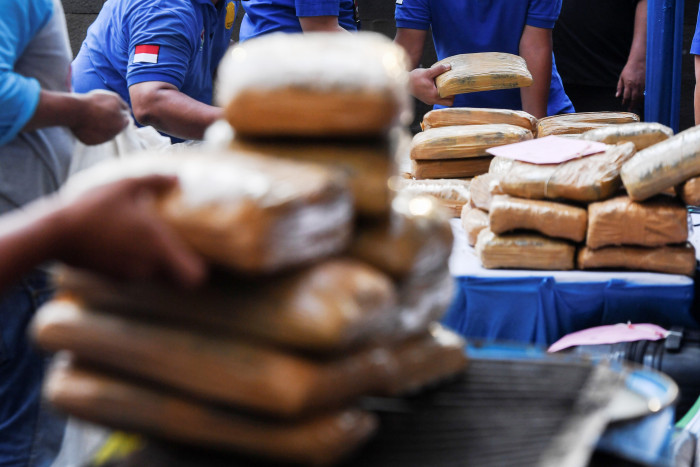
580;122;673;151
476;229;576;270
410;124;532;161
577;244;696;276
421;107;537;132
536;112;640;137
461;206;489;247
680;177;700;206
586;195;687;248
44;357;378;467
412;157;493;180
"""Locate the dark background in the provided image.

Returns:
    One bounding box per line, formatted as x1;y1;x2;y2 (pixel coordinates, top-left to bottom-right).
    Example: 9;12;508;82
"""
62;0;698;131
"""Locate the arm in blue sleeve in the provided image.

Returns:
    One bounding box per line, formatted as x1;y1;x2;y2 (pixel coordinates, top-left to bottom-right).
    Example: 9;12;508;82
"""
0;0;53;145
395;0;431;31
295;0;340;17
526;0;561;29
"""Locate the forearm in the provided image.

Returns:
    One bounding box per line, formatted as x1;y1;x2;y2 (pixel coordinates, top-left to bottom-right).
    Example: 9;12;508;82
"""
299;15;345;32
627;0;647;69
0;198;67;291
394;28;426;69
131;87;223;140
22;90;83;132
519;26;552;119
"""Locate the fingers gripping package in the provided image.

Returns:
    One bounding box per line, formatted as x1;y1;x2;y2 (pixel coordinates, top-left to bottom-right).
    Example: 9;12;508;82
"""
62;151;353;274
433;52;533;98
216;32;412;138
421;107;537;132
536;112;640;137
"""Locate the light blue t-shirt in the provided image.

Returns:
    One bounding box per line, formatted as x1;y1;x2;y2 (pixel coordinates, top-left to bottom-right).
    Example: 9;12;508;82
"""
240;0;358;41
72;0;237;111
395;0;574;115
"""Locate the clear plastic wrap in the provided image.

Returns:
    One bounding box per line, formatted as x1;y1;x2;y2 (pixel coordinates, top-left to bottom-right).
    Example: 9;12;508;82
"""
62;150;353;274
679;176;700;206
536;112;639;137
33;300;467;417
469;173;502;211
488;156;515;175
393;177;471;217
476;229;576;270
489;195;587;242
229;136;396;218
411;157;492;179
410;124;532;161
577;244;696;276
461;206;489;247
55;260;399;352
580;122;673;150
621;126;700;201
433;52;533;98
586;195;687;248
44;357;378;466
349;193;453;280
421;107;537;131
215;32;412;137
499;142;636;202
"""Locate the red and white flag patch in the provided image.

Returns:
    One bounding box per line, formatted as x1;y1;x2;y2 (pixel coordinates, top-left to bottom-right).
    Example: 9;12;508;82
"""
133;45;160;64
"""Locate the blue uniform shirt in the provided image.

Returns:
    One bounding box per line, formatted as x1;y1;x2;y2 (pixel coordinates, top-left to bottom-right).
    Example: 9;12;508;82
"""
240;0;358;41
72;0;237;113
395;0;573;115
692;8;700;55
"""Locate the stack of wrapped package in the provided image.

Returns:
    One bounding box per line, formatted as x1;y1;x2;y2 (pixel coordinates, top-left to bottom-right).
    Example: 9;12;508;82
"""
460;121;697;275
31;32;467;467
535;112;640;137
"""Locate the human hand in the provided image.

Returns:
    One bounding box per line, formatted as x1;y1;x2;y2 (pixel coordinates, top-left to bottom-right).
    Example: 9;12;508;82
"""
54;175;206;288
72;90;130;145
409;64;455;106
617;61;645;112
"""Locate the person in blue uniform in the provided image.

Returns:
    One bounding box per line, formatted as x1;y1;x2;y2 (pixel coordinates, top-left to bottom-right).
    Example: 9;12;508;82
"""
239;0;359;42
394;0;573;118
692;8;700;125
72;0;240;141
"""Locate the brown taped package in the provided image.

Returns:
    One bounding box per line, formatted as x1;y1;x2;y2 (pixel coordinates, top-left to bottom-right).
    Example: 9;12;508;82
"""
215;32;411;137
433;53;533;98
536;112;640;137
587;195;688;248
476;229;576;270
411;157;493;179
410;124;532;161
499;142;636;202
45;357;377;467
33;300;468;417
469;173;502;211
56;259;398;352
489;195;587;242
62;151;353;274
621;126;700;201
461;206;489;247
679;177;700;206
578;244;696;276
349;193;453;280
581;122;673;150
229;136;396;218
421;107;537;131
393;177;471;217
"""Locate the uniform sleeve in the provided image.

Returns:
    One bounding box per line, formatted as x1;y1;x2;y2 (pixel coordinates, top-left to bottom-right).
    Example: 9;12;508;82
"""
295;0;340;17
125;5;199;89
692;7;700;55
395;0;431;30
525;0;561;29
0;0;53;145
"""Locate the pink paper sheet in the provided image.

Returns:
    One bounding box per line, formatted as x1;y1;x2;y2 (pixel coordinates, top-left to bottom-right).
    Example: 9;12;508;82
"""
548;323;670;353
486;135;608;164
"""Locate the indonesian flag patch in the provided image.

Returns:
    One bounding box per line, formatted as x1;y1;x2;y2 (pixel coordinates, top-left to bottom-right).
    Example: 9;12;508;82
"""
133;45;160;64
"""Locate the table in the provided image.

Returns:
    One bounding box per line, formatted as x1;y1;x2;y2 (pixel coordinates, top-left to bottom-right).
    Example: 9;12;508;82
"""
442;219;698;346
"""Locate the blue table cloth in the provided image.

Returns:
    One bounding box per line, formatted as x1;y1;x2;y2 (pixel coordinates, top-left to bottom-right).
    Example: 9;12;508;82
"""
443;220;698;346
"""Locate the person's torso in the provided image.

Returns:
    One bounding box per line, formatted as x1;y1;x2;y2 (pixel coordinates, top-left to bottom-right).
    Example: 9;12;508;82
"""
553;0;640;86
72;0;235;107
240;0;358;41
412;0;572;115
0;0;74;214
